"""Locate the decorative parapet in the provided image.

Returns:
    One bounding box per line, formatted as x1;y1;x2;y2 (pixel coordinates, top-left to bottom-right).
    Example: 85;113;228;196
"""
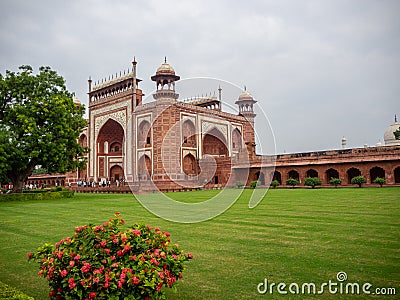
273;145;400;166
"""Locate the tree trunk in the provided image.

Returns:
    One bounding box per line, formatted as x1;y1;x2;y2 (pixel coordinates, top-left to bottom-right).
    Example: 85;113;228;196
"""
12;178;25;193
10;164;35;193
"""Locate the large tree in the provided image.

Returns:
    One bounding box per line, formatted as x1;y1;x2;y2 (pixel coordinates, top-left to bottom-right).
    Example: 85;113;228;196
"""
0;65;88;192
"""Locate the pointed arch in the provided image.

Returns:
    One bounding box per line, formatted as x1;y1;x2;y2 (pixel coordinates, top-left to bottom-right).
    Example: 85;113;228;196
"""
182;119;196;147
347;167;361;184
79;134;87;147
110;165;123;182
110;142;122;153
96;119;124;178
97;119;124;154
255;171;265;185
232;128;242;151
326;168;339;183
138;154;152;178
183;154;199;175
138;120;151;148
370;166;385;183
394;167;400;183
306;169;318;178
78;132;88;179
288;170;300;181
272;171;282;184
203;127;228;156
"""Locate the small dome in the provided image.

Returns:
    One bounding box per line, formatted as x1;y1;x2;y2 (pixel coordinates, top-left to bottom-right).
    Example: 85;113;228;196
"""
156;58;175;75
238;90;254;101
384;119;400;146
73;96;81;106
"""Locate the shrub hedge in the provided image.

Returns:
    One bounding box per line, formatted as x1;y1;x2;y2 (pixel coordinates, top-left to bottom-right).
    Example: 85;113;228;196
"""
0;281;34;300
0;190;74;202
27;213;193;299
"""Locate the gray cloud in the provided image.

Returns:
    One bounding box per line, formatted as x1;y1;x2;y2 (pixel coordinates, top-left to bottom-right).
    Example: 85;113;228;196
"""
1;0;399;154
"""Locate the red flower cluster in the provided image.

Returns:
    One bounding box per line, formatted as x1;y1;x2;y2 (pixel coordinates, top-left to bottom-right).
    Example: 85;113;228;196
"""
27;213;193;299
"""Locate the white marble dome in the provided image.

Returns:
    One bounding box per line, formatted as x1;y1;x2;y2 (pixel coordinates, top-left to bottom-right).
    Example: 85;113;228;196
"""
238;90;254;101
384;118;400;146
156;59;175;75
73;96;81;106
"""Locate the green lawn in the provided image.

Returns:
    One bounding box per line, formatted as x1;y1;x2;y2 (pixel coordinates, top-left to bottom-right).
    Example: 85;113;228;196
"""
0;188;399;299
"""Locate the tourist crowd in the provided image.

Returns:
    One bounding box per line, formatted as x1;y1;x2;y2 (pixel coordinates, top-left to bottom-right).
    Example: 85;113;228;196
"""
76;178;125;188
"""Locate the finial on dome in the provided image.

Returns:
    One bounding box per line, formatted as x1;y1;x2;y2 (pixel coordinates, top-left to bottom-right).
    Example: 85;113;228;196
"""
164;56;167;63
244;85;247;91
395;114;398;122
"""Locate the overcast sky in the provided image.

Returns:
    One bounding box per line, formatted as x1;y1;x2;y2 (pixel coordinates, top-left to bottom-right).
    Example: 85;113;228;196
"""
1;0;399;154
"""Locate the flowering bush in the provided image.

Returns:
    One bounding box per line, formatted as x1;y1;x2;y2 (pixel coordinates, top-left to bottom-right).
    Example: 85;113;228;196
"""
27;213;193;299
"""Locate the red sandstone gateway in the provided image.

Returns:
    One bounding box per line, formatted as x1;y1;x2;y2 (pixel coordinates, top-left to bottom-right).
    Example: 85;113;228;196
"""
27;59;400;190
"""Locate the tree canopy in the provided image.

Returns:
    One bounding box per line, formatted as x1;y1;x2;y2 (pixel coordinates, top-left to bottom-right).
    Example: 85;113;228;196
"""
286;177;299;188
0;65;88;192
329;177;342;187
350;175;366;188
270;180;280;188
304;177;322;189
372;177;386;187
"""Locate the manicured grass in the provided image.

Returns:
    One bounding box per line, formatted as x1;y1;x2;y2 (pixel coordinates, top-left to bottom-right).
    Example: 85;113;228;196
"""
0;188;399;299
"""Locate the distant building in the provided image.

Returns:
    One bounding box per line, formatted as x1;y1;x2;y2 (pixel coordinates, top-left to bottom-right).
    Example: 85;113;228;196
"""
27;59;400;188
384;116;400;146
